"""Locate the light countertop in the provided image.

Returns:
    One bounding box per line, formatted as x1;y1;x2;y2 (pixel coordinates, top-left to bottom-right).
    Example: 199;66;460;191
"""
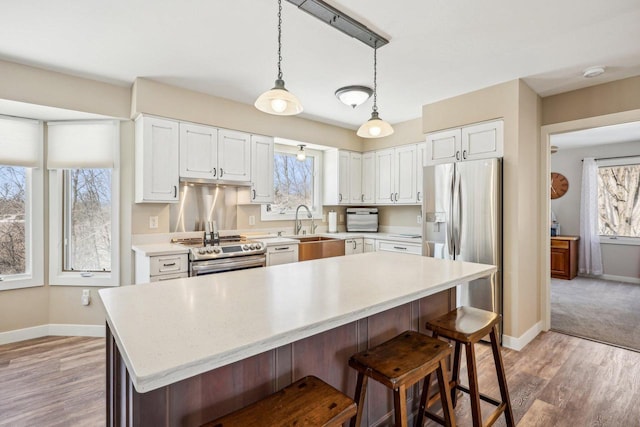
131;243;189;257
100;253;495;393
551;235;580;241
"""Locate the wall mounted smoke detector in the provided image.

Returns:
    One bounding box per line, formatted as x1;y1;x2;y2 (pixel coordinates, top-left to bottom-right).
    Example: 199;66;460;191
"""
583;66;605;78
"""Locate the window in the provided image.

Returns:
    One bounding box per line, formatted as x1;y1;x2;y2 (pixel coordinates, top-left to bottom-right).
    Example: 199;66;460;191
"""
597;158;640;240
63;169;112;272
48;120;119;286
0;116;43;290
261;144;323;220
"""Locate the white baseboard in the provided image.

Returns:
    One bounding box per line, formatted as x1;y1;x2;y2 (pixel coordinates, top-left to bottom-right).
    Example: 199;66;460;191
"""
0;324;105;345
502;321;542;351
593;274;640;285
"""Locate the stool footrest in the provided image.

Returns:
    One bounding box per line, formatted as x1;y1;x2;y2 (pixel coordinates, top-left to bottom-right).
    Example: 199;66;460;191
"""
456;384;502;407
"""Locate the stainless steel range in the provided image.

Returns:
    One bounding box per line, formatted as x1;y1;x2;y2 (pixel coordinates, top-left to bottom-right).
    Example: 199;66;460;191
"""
172;235;266;277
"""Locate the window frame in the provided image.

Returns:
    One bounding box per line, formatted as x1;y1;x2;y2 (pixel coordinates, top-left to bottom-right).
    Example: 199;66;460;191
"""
260;144;323;221
597;156;640;246
0;165;44;290
48;123;120;287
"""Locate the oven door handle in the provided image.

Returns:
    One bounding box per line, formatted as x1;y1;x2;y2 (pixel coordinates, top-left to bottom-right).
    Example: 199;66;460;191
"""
191;255;266;275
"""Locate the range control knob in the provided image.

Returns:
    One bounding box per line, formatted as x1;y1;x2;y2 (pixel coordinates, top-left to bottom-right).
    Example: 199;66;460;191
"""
198;248;206;255
212;247;221;254
255;243;262;250
243;244;249;251
250;244;256;250
206;247;214;253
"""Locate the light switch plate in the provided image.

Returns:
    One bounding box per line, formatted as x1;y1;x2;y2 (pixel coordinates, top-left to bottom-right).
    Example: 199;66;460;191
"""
249;215;255;226
149;216;159;229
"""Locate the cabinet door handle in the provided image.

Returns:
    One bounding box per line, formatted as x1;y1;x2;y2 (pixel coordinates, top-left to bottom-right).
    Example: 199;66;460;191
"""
339;193;342;202
173;186;177;198
361;194;364;202
252;189;256;200
274;247;290;251
163;262;176;267
463;150;467;159
417;191;421;201
353;241;357;250
220;168;224;177
212;168;217;177
456;151;461;161
390;193;393;202
395;192;399;202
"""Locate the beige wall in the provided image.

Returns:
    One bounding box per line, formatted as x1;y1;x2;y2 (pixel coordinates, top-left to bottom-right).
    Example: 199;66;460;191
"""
364;117;424;151
542;76;640;126
421;79;542;339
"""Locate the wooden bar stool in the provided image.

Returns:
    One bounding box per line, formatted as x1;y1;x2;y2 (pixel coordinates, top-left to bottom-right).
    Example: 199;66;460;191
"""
201;375;356;427
349;330;456;427
426;306;515;427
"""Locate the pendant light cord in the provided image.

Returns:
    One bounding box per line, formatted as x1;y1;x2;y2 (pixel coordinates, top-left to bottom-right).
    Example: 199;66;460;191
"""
277;0;283;80
372;44;378;113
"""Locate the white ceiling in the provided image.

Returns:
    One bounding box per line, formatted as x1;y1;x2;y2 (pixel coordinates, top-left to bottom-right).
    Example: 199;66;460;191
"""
551;121;640;149
1;0;640;128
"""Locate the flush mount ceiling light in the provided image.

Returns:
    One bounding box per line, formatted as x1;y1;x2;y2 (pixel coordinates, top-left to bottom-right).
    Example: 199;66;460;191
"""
335;85;373;108
583;66;605;78
255;0;303;116
296;144;306;161
357;46;393;139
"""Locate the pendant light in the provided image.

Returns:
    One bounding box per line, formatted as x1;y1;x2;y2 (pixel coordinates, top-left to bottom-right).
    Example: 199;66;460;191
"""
255;0;303;116
357;46;393;138
296;144;306;161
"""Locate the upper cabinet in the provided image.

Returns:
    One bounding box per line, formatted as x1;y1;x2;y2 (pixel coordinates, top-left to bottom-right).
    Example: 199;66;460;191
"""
361;152;376;205
180;125;250;182
249;135;274;203
425;119;504;165
416;142;427;204
375;145;417;205
135;115;180;203
324;149;361;205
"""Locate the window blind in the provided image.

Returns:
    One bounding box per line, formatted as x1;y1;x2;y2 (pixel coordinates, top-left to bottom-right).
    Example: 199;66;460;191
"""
0;115;41;167
47;120;118;169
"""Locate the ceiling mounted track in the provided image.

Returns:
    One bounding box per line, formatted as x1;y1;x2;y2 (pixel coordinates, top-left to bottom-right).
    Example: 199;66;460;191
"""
286;0;389;48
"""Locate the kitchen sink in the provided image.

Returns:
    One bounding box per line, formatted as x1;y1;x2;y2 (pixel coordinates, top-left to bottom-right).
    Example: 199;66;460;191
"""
291;236;345;261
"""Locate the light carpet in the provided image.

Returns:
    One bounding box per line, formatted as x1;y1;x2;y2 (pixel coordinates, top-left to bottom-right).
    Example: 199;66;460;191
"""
551;276;640;352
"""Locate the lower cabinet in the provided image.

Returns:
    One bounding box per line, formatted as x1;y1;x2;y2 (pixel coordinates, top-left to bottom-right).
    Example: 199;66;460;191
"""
345;238;363;255
363;238;376;253
550;236;579;280
266;244;299;266
135;253;189;284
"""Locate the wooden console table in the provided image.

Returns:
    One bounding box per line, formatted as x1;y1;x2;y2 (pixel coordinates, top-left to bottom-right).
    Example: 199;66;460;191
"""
551;236;579;280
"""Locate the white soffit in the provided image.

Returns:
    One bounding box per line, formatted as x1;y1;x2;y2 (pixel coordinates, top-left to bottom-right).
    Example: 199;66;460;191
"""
552;121;640;149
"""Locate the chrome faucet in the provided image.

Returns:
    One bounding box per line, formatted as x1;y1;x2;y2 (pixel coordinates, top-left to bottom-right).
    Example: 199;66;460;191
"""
295;204;315;235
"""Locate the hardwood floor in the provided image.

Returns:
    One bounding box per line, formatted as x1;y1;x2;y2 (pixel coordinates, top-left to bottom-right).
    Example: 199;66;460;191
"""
1;331;639;426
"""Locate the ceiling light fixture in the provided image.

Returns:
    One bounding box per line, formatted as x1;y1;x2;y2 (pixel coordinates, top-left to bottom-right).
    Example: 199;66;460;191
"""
296;144;306;161
583;66;605;79
255;0;303;116
357;46;393;139
335;85;373;108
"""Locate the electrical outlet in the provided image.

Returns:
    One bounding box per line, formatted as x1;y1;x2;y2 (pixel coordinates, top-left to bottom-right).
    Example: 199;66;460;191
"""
249;215;255;226
81;289;90;306
417;215;422;224
149;216;159;229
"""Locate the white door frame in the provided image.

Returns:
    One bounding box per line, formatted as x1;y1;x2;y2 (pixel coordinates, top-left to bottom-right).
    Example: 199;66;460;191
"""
539;109;640;330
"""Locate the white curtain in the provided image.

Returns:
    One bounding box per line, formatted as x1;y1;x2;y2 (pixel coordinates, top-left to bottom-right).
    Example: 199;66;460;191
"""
579;157;603;275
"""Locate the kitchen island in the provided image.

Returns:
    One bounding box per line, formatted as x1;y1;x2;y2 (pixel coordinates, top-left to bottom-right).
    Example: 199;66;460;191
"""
100;252;495;426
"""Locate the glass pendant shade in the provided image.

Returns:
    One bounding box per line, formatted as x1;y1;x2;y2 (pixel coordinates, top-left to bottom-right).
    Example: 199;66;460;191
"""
335;85;372;108
357;111;394;138
255;79;303;116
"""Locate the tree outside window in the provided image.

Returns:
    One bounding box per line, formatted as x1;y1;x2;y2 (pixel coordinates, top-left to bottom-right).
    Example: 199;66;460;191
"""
597;164;640;237
270;152;315;214
0;166;26;275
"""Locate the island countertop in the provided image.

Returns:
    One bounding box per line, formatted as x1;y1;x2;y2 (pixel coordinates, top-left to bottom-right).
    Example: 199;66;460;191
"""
99;252;495;393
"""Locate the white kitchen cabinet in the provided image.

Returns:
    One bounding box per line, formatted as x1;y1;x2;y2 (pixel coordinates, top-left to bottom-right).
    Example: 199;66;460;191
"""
135;252;189;284
374;145;417;204
135;115;180;203
324;149;361;205
179;125;251;183
179;122;218;180
266;244;299;266
361;152;376;205
363;238;376;253
345;238;364;255
376;240;421;255
425;120;503;165
416;142;427;204
249;135;274;203
218;129;251;182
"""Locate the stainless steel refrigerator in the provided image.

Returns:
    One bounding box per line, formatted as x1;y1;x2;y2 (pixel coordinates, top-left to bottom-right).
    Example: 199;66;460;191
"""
422;158;502;336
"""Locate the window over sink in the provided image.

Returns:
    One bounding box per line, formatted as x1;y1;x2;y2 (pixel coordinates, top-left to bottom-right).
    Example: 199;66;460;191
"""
261;143;323;221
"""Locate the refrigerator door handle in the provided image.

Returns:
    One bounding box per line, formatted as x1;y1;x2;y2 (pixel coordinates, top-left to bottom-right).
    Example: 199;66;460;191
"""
447;171;455;257
455;173;463;257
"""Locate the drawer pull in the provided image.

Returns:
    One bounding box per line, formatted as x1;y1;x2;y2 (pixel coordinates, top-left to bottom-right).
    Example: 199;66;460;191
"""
163;262;177;267
274;247;290;251
393;246;407;250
